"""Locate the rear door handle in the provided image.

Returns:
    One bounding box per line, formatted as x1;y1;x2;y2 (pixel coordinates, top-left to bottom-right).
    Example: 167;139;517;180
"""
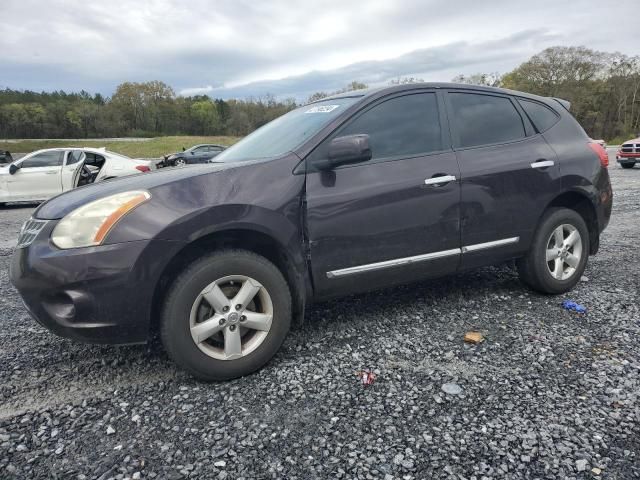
44;171;58;175
424;174;456;186
531;160;555;169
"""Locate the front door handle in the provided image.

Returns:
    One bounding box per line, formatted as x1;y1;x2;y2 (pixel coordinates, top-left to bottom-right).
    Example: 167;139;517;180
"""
44;171;58;175
531;159;555;169
424;174;456;186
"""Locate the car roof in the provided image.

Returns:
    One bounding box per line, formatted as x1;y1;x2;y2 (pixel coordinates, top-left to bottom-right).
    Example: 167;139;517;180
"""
316;82;563;107
28;147;109;154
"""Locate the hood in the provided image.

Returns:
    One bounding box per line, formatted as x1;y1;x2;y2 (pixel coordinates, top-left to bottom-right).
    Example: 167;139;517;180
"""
621;137;640;144
34;163;237;220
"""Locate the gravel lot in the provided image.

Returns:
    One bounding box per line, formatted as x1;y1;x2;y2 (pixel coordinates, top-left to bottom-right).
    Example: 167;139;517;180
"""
1;155;639;479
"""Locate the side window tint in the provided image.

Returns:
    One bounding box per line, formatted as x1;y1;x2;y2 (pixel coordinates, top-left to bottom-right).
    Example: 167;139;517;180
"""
84;153;105;164
21;151;63;168
449;93;525;148
518;99;559;132
330;93;442;161
66;151;84;165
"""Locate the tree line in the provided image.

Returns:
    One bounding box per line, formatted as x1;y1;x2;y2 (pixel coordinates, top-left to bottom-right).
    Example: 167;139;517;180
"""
454;47;640;143
1;46;638;142
0;81;297;139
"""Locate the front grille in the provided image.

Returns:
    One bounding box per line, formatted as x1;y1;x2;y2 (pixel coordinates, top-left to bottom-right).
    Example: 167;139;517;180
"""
621;143;640;154
16;218;48;248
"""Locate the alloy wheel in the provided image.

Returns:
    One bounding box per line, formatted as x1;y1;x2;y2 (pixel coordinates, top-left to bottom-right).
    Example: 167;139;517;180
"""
545;224;583;280
189;275;273;360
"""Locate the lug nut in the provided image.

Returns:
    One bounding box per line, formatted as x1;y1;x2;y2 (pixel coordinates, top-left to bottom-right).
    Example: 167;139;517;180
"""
235;304;242;310
229;325;236;332
219;318;226;325
240;315;246;322
222;306;230;312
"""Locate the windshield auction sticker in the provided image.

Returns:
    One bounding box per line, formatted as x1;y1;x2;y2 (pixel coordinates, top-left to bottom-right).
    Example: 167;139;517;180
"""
304;105;340;113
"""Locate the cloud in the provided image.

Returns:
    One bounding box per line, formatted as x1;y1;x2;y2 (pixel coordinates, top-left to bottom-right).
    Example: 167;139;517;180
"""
179;85;216;96
180;29;558;100
0;0;638;98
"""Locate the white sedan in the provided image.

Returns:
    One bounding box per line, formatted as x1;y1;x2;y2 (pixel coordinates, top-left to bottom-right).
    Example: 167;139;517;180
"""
0;147;156;204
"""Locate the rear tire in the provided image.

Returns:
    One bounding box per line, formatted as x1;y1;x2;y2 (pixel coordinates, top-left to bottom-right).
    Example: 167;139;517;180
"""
620;161;635;169
517;208;589;294
160;249;291;381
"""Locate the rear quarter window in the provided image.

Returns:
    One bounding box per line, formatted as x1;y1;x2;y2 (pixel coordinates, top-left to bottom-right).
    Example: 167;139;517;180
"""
517;99;560;133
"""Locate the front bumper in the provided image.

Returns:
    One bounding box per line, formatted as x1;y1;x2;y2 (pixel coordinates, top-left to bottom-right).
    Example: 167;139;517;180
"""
10;221;184;344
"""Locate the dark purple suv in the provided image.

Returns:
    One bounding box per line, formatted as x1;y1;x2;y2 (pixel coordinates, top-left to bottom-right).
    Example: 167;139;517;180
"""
10;83;613;381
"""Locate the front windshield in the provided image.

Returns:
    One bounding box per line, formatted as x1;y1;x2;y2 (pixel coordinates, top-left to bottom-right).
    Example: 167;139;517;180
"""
214;97;361;162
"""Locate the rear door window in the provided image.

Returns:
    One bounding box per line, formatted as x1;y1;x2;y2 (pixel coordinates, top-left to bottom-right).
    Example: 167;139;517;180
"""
517;99;560;132
66;151;84;165
449;92;526;148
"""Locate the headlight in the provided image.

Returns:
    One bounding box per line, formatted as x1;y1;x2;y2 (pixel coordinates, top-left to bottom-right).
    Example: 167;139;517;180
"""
51;191;150;249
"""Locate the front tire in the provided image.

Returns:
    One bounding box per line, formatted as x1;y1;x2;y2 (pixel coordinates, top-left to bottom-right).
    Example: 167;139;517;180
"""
160;250;292;381
517;208;589;294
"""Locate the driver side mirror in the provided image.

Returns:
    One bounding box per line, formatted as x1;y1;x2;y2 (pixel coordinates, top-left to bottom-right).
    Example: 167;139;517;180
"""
182;147;186;151
314;134;372;171
9;164;20;175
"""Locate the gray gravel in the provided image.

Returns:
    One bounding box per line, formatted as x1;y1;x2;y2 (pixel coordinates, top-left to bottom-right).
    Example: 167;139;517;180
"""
1;157;639;479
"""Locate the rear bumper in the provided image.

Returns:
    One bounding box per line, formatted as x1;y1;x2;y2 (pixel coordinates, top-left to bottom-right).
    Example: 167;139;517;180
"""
10;223;185;344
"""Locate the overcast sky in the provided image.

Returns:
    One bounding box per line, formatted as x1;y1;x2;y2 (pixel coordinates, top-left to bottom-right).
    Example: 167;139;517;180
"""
1;0;638;100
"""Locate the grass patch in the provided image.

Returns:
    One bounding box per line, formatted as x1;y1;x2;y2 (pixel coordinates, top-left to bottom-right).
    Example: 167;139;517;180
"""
0;136;241;158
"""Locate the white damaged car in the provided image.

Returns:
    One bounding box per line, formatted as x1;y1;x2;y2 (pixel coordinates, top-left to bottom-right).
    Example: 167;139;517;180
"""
0;147;156;205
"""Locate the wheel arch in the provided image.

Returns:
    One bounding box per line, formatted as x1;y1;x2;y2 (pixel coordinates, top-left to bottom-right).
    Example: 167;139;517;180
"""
544;190;599;255
149;227;309;336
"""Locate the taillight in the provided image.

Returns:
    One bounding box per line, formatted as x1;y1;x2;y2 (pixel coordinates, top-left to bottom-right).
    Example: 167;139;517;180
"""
588;142;609;168
135;165;151;173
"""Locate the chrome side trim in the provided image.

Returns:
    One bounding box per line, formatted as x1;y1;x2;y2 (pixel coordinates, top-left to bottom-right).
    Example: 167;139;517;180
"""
326;248;460;278
325;237;520;278
461;236;520;253
531;160;554;169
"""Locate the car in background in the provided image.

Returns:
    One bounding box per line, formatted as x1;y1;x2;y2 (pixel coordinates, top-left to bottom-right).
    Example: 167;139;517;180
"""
616;136;640;169
162;144;226;167
0;150;13;165
0;147;155;205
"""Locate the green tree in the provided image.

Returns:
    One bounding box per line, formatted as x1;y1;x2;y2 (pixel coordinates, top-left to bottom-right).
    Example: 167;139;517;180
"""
306;81;368;104
190;100;221;135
